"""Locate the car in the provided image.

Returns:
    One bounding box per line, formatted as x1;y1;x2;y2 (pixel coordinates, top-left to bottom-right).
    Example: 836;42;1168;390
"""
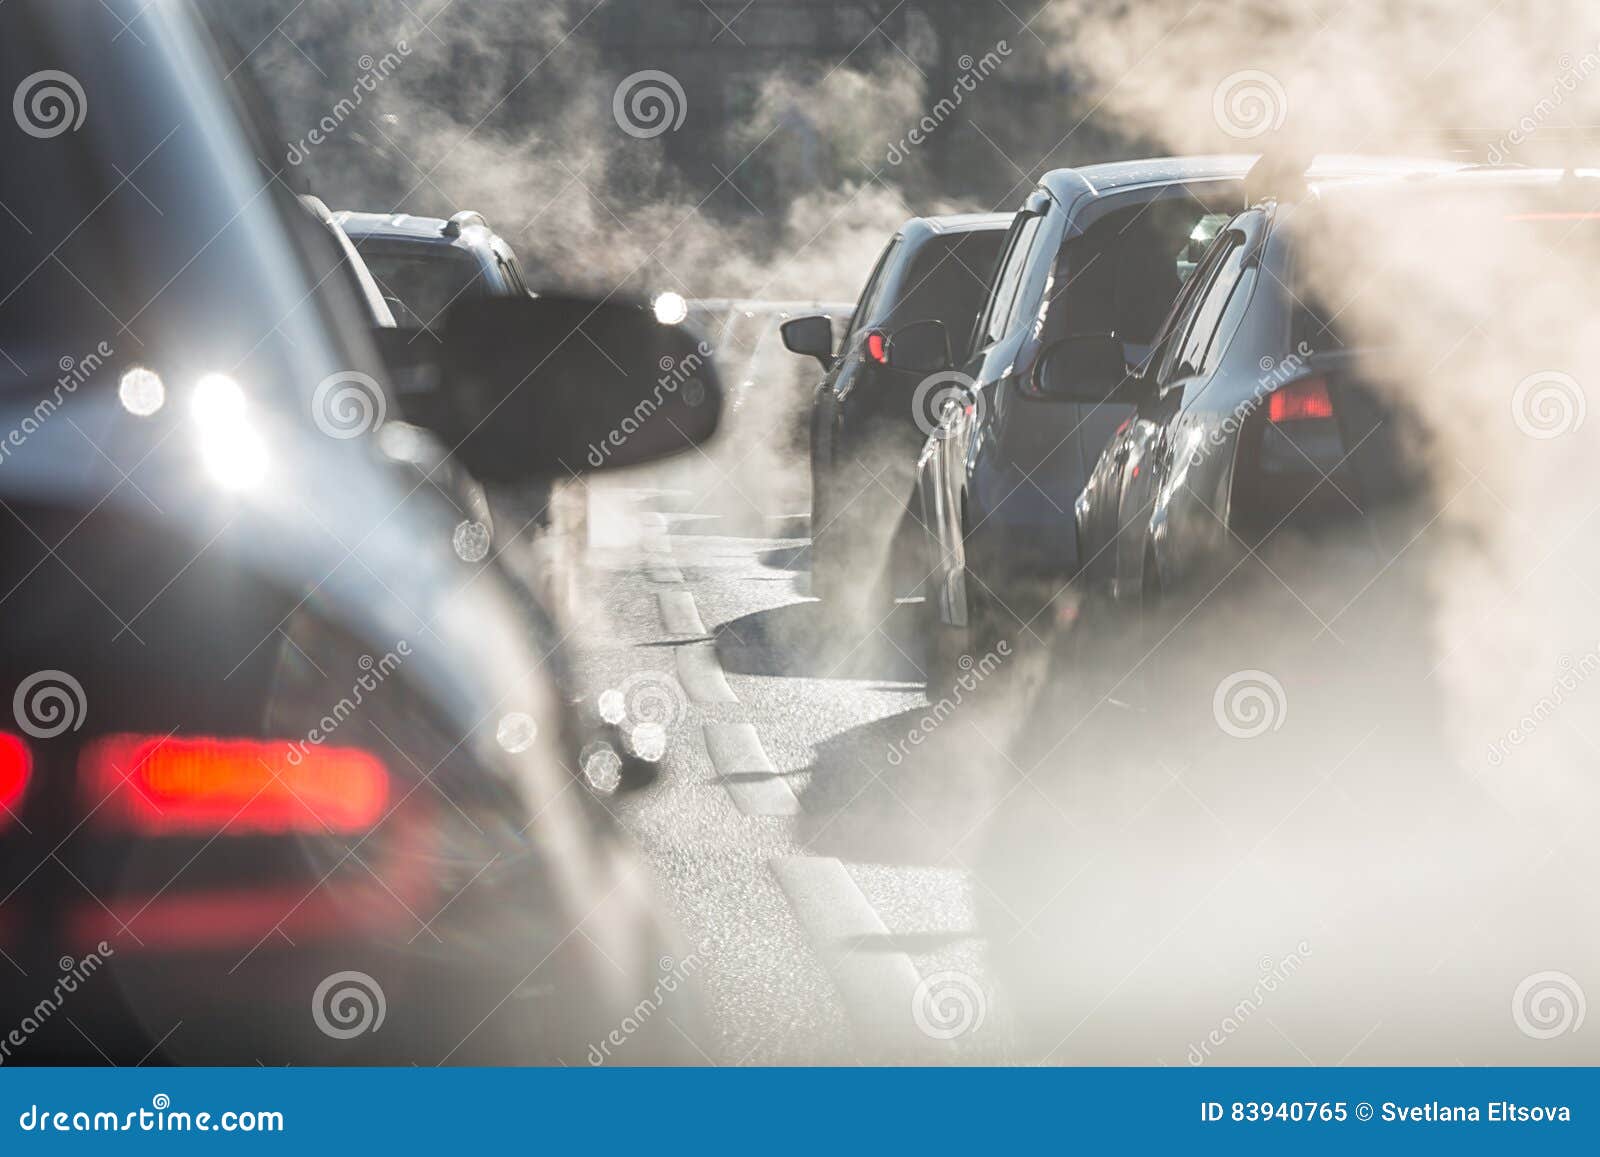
1068;159;1592;653
911;155;1464;683
335;206;589;616
0;0;718;1064
977;160;1600;1060
332;209;536;332
781;213;1011;607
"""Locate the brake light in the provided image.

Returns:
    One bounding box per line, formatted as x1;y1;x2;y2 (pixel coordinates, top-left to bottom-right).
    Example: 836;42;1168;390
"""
865;331;888;364
1268;375;1334;423
81;735;389;835
0;733;30;827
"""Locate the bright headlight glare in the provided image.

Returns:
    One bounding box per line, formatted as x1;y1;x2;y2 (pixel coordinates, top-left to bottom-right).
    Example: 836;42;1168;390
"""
653;291;689;326
192;373;267;490
118;367;165;417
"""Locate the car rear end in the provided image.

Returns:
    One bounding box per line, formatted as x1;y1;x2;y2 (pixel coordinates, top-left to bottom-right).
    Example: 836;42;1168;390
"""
0;0;690;1065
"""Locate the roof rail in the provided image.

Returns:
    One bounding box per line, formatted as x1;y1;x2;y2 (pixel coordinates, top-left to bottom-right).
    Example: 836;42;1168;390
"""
442;210;488;238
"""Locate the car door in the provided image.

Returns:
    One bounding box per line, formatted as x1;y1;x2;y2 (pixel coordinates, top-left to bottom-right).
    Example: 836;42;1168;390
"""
1109;229;1252;603
934;193;1054;518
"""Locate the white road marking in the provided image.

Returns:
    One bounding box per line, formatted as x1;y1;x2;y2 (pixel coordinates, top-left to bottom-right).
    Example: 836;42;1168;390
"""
703;723;800;816
648;564;686;584
768;856;933;1051
658;590;707;637
675;643;737;704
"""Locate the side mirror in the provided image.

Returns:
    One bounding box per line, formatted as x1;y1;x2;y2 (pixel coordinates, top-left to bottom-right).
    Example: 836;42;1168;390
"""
1033;335;1142;404
781;315;834;368
885;319;951;374
383;295;721;483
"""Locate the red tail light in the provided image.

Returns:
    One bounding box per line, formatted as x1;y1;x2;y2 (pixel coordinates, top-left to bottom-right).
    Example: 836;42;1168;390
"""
0;733;30;828
865;330;888;364
1269;375;1334;424
81;735;389;836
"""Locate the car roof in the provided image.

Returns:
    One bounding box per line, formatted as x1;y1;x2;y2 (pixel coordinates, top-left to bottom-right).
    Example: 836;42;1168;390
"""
1303;165;1600;204
332;209;504;253
894;212;1013;252
919;211;1015;234
332;210;457;242
1043;153;1465;202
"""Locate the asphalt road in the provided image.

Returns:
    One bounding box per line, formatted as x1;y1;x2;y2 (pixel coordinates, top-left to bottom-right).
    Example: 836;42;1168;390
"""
568;481;1025;1064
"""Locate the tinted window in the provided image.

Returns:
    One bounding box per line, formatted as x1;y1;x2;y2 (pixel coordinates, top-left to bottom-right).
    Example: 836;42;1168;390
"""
883;230;1006;357
1152;234;1235;385
1167;235;1247;381
981;214;1043;346
842;238;900;345
1197;266;1256;374
1045;200;1232;348
358;246;487;329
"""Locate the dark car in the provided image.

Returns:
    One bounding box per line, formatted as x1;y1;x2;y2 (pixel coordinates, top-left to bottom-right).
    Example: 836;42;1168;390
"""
781;213;1011;606
912;155;1462;681
1071;162;1590;645
332;209;535;332
975;162;1600;1062
0;0;717;1064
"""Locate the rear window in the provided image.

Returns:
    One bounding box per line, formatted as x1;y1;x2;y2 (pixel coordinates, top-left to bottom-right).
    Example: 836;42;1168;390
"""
357;245;487;329
881;230;1006;358
1050;200;1237;348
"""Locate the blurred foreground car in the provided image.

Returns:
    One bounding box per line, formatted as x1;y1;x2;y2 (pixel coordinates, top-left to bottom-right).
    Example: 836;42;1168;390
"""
0;0;718;1064
913;156;1462;682
781;213;1010;605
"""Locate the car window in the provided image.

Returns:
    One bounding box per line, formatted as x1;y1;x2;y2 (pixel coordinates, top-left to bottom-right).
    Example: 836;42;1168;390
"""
981;214;1043;346
1044;199;1233;348
358;246;487;329
842;238;900;345
1151;233;1235;385
1197;265;1257;375
1163;234;1246;383
882;230;1006;358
